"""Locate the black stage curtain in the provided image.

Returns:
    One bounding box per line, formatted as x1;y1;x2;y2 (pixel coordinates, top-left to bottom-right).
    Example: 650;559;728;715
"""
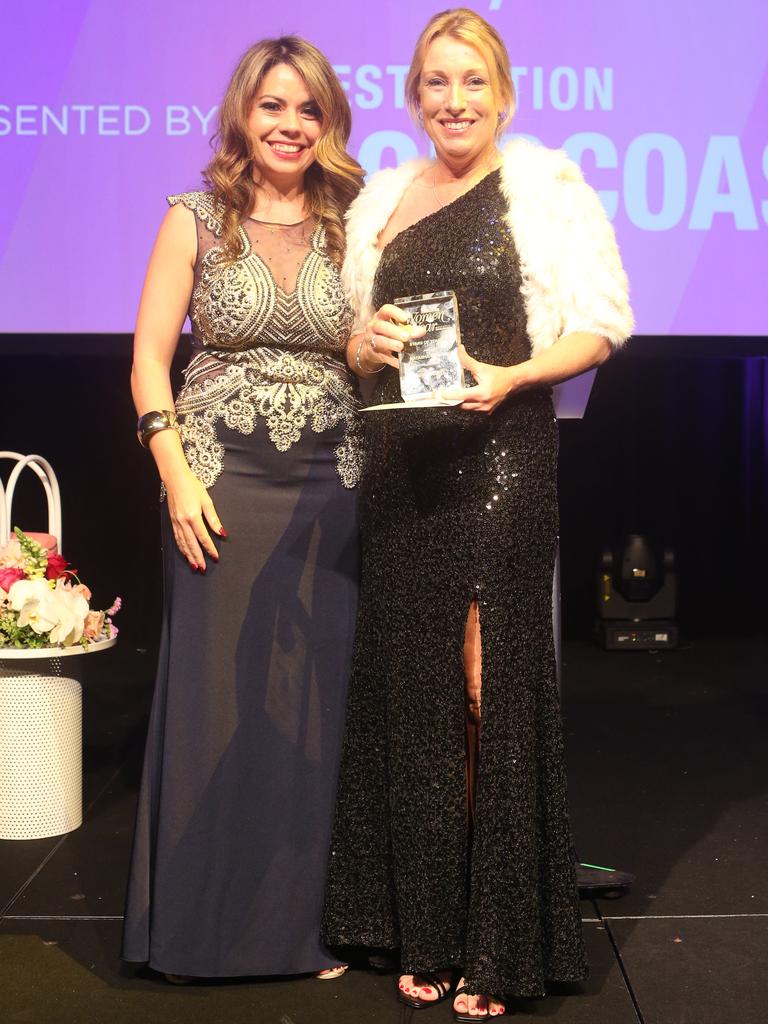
1;336;766;646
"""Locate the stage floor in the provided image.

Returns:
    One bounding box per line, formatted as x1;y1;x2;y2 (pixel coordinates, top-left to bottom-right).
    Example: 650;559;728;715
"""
1;636;766;1024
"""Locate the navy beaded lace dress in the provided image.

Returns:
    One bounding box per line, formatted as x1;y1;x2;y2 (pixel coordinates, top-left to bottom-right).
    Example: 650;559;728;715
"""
322;170;587;998
122;193;362;977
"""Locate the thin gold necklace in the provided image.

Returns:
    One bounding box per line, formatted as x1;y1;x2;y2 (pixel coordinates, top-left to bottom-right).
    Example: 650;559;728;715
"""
247;214;311;233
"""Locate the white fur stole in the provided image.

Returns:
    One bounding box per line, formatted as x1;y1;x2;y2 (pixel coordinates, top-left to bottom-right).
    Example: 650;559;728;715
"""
341;138;634;355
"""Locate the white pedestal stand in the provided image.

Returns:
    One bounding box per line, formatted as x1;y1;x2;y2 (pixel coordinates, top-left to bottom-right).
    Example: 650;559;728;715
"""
0;638;115;840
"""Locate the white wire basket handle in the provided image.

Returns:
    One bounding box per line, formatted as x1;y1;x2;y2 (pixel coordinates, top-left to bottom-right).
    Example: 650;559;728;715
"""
0;452;62;552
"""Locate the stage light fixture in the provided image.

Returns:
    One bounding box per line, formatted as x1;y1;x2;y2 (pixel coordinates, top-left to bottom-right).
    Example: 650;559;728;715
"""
595;533;678;649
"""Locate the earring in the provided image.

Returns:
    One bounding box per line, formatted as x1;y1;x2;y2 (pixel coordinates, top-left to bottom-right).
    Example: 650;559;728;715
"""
417;108;424;126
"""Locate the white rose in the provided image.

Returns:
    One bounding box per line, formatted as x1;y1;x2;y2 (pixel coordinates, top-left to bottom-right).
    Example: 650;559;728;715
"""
0;537;25;569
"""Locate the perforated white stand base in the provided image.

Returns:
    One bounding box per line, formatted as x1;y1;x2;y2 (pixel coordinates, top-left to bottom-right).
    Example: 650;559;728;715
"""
0;658;82;840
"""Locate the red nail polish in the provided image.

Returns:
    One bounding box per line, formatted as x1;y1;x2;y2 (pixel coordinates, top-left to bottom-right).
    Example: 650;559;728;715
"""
191;564;198;571
219;527;228;537
200;566;207;575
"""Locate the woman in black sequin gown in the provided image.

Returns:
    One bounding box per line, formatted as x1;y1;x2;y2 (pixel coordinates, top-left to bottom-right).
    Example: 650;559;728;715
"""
323;12;632;1017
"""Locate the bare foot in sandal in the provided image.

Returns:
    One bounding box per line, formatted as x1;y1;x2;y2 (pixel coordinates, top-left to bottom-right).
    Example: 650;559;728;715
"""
398;969;453;1006
454;977;506;1018
316;963;348;980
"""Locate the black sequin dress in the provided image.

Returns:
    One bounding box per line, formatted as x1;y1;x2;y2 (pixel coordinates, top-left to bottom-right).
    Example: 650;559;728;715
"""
322;171;587;997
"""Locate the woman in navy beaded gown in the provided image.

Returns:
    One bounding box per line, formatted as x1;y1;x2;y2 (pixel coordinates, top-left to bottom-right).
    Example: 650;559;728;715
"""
122;37;363;980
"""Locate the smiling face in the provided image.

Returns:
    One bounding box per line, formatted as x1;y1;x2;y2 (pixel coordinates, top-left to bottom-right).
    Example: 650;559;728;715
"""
247;62;322;184
418;35;501;173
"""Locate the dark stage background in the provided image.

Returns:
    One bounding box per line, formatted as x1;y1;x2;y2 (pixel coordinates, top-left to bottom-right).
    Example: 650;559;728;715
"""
1;336;766;649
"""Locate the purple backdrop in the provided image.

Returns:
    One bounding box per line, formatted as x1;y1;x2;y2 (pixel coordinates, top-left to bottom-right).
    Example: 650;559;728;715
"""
1;0;766;335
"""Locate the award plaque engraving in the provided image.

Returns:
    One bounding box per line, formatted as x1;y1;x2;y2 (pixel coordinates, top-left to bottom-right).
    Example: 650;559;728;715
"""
395;290;462;401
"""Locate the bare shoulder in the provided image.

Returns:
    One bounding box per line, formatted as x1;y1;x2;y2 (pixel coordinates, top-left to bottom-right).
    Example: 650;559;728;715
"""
153;202;197;266
163;200;197;232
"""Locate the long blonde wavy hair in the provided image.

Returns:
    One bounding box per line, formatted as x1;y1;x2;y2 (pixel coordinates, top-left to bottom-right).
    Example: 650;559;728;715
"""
405;9;516;137
203;37;363;266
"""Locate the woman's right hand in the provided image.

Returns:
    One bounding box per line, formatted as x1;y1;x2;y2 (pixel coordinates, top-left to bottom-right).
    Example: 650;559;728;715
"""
131;202;218;570
364;303;425;369
163;466;226;572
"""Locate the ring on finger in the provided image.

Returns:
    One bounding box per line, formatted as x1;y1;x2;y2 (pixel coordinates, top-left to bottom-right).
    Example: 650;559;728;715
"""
370;334;377;351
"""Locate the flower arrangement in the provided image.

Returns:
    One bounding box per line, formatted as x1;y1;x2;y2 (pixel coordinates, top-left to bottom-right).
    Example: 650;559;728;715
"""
0;528;120;650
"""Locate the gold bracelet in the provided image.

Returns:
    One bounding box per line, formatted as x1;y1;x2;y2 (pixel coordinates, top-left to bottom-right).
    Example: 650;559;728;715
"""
136;410;180;448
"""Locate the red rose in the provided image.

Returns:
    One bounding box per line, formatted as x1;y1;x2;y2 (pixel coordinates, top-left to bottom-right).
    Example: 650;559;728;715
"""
0;567;25;592
45;553;72;580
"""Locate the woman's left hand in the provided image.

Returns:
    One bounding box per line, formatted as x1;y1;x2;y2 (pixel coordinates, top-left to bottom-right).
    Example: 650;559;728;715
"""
441;344;524;414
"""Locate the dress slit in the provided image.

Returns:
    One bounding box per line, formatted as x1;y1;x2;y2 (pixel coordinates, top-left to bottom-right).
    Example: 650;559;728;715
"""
463;599;482;822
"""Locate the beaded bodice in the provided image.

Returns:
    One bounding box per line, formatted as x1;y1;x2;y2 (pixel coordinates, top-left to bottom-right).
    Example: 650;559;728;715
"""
168;191;353;354
164;191;361;489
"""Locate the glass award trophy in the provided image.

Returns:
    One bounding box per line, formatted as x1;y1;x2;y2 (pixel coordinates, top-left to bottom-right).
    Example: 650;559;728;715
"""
363;290;463;411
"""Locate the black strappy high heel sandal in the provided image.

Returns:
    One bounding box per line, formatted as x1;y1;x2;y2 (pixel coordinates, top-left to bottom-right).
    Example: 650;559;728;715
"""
396;970;454;1009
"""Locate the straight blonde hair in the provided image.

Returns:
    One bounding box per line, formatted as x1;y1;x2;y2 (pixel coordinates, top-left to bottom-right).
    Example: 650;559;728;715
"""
405;8;516;136
204;37;363;266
